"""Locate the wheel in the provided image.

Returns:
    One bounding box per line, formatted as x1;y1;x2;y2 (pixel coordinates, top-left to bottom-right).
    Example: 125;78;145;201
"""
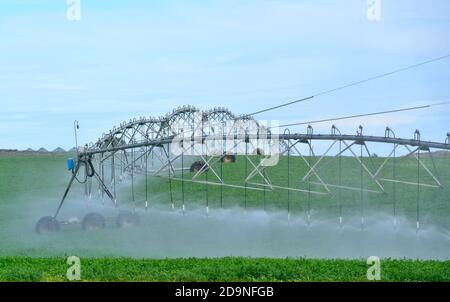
221;154;236;163
36;216;60;234
255;148;265;156
190;160;209;173
82;213;106;231
117;211;140;228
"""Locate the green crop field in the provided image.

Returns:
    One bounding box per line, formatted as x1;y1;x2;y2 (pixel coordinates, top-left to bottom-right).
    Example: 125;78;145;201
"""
1;257;449;282
0;153;449;281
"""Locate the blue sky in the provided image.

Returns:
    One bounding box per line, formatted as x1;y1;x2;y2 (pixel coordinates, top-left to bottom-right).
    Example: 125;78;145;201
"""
0;0;449;150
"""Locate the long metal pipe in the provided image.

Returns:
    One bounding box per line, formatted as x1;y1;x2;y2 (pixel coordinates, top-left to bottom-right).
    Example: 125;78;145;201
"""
83;133;450;157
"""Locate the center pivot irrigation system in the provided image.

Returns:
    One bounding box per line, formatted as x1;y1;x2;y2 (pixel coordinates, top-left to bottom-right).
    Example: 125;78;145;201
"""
35;55;450;234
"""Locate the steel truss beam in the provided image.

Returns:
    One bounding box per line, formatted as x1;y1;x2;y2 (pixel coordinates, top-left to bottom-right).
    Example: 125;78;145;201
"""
54;106;449;223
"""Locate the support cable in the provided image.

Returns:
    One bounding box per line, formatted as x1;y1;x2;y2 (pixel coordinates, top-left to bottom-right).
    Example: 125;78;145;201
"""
245;54;450;117
271;101;450;129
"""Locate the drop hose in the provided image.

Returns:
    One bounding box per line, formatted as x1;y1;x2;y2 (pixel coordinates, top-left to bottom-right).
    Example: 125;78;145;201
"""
73;156;95;184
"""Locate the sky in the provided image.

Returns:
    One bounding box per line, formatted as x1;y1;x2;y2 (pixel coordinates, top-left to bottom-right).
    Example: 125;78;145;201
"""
0;0;449;150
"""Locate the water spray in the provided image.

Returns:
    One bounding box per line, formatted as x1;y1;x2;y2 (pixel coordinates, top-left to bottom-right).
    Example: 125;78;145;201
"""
35;106;450;235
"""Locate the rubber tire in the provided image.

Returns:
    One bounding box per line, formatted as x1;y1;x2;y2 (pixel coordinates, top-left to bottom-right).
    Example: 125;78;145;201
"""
221;155;236;163
82;213;106;231
36;216;60;234
190;161;208;173
117;211;140;228
255;148;264;156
